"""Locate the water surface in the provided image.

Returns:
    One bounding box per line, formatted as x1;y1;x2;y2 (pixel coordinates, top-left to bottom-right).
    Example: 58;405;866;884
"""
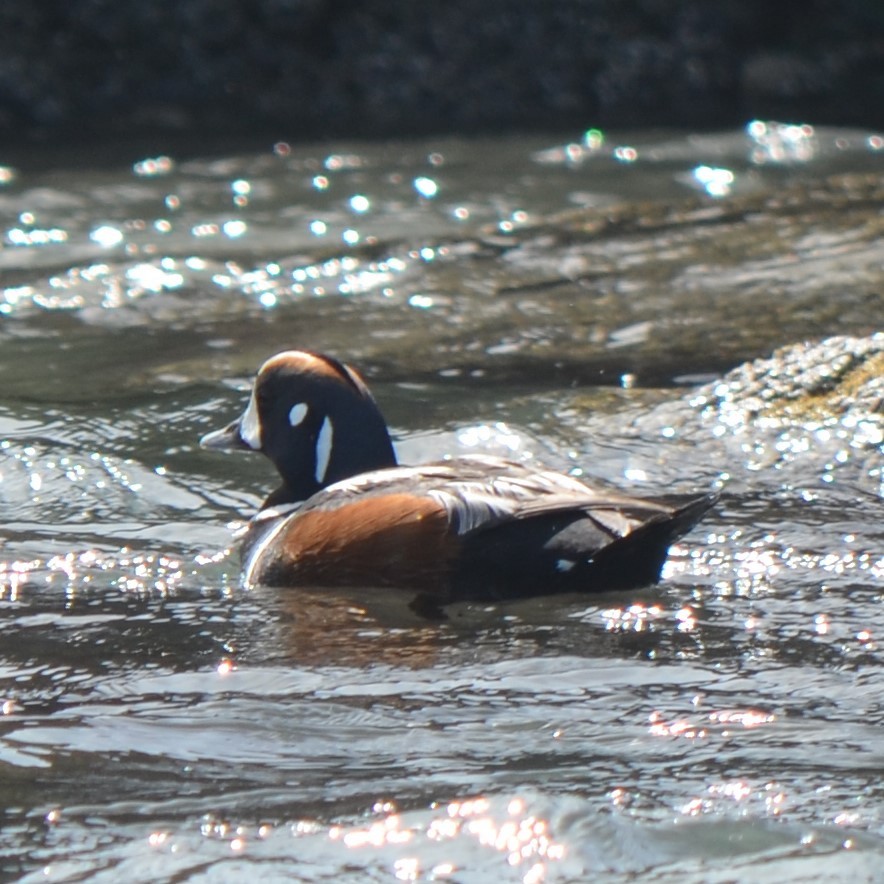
1;123;882;881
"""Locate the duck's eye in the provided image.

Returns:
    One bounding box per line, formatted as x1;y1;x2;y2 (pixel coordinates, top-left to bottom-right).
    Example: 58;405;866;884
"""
289;402;309;427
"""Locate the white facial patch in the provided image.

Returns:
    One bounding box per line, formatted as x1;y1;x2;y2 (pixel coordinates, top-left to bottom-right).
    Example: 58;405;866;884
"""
239;390;263;450
289;402;309;427
315;417;333;484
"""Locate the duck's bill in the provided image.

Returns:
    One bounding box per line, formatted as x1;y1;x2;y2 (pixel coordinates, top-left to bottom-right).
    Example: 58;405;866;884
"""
200;419;251;451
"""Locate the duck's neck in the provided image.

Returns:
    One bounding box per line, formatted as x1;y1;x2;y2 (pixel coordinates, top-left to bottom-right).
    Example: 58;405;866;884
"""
262;483;301;509
263;414;397;509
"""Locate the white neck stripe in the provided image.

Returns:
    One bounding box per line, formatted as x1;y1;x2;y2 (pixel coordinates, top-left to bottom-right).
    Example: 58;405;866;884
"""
315;417;334;484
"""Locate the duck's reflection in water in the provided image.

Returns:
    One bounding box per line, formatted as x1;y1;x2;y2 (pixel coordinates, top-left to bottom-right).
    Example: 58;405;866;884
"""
239;583;453;668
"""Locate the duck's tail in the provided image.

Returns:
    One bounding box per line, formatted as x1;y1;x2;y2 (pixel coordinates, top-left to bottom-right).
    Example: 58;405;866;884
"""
659;491;720;545
588;491;720;589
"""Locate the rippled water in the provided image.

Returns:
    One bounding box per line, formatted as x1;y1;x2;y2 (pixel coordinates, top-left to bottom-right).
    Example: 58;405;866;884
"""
1;123;882;882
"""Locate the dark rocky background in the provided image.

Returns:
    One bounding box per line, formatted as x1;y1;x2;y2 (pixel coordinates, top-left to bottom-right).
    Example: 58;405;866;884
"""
0;0;882;147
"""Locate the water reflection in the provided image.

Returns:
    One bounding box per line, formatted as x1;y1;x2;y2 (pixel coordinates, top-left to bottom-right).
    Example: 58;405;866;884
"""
245;584;448;668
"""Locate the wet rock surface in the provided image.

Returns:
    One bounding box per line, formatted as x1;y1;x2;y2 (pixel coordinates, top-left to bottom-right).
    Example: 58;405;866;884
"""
691;334;884;422
624;334;883;497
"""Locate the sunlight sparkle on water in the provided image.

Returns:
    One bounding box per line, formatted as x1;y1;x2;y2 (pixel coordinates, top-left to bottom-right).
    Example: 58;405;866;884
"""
692;165;735;197
222;220;247;238
7;226;68;246
649;711;707;740
409;294;435;309
0;546;217;599
584;128;605;149
126;262;185;293
133;156;174;176
623;467;647;482
601;603;665;633
414;176;438;198
693;526;884;601
322;796;565;881
457;422;524;453
90;225;125;248
0;559;40;600
708;709;775;729
340;266;398;295
497;210;529;233
349;194;371;213
747;120;816;164
324;153;364;171
650;705;774;743
676;606;696;632
682;780;789;819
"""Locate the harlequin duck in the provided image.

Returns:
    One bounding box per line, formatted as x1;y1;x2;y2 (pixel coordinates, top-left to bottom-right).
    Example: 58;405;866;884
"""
201;350;717;605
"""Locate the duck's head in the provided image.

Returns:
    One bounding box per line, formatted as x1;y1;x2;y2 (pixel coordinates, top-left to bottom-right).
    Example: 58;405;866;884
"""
201;350;397;506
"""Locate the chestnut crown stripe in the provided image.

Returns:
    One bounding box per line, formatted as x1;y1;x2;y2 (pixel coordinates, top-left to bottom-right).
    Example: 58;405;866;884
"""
262;350;374;401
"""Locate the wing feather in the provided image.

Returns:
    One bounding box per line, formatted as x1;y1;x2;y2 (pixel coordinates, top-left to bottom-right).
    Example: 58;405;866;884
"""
300;454;675;539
